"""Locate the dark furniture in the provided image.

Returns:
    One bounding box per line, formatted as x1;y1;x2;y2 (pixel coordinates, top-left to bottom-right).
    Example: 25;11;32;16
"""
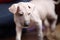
0;3;16;38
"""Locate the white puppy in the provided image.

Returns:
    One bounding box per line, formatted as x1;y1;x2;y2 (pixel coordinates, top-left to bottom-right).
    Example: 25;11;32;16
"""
9;0;59;40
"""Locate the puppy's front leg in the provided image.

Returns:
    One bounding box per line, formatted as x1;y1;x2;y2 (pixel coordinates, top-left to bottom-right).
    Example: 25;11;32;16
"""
16;25;22;40
36;20;43;40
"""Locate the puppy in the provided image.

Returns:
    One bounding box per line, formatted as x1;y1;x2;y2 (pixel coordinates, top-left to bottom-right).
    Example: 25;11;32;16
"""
9;2;35;40
9;0;59;40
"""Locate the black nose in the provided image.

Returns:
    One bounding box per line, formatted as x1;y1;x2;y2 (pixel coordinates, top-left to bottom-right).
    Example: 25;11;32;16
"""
24;22;29;26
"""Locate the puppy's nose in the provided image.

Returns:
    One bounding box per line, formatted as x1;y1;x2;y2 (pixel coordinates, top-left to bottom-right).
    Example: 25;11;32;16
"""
24;22;29;26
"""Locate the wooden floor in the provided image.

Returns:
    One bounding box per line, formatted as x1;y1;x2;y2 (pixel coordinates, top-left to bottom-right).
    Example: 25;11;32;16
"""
0;23;60;40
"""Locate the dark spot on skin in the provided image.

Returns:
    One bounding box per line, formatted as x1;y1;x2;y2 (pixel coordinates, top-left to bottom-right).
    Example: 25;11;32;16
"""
28;6;31;8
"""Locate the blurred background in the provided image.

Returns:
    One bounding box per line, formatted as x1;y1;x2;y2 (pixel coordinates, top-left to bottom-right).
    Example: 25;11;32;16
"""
0;0;60;40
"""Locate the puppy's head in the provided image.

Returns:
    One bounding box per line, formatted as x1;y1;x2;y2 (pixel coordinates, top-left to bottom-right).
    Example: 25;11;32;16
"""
9;2;35;26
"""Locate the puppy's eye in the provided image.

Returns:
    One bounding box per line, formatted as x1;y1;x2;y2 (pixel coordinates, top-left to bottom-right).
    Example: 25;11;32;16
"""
20;14;23;16
18;13;23;16
28;13;30;15
19;14;23;16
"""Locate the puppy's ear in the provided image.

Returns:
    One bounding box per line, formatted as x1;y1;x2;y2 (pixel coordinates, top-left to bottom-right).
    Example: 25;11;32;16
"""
8;4;18;14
